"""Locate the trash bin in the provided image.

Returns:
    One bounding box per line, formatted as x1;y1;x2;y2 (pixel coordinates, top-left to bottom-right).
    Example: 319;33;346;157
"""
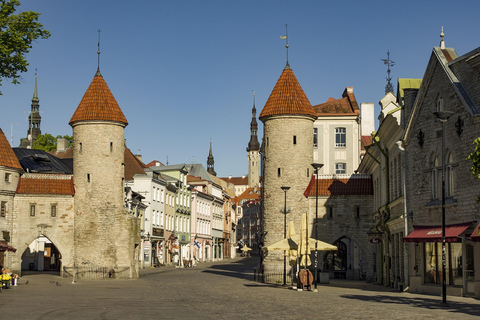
319;271;329;284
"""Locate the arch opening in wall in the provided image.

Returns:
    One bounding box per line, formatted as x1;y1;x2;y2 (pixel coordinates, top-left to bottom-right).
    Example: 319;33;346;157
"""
21;234;62;275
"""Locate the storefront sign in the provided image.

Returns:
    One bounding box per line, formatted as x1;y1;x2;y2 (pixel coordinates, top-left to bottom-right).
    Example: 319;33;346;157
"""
152;228;164;237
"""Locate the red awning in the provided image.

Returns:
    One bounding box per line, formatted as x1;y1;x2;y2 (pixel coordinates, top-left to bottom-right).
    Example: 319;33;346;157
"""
0;241;16;252
471;222;480;242
403;222;472;243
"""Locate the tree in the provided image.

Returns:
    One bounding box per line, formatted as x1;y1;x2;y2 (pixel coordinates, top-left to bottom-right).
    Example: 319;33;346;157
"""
467;137;480;201
0;0;50;94
33;133;72;151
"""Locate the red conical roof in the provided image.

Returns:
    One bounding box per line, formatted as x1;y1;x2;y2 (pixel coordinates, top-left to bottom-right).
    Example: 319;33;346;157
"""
0;129;22;169
69;70;128;126
259;65;317;121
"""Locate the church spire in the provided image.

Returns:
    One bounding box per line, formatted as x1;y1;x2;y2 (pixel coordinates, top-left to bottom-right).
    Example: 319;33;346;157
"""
207;141;217;176
247;90;260;152
26;71;41;147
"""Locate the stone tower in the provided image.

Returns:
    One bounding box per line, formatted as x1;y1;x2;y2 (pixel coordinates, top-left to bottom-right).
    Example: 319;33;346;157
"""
247;96;260;187
259;62;317;275
19;75;42;148
207;141;217;176
69;68;139;279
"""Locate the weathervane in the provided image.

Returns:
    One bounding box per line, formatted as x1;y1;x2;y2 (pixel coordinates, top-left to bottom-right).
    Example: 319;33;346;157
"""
280;24;289;65
97;28;102;70
381;50;395;94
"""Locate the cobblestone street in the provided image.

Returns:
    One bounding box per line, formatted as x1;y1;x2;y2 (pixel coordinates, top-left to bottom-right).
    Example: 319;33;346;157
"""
1;256;480;319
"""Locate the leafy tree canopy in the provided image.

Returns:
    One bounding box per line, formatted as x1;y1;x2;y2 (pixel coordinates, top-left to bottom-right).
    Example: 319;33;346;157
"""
33;133;72;151
0;0;50;94
467;137;480;201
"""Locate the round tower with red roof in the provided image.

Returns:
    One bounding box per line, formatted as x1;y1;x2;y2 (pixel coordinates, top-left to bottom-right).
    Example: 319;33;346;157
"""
69;69;139;279
259;63;317;278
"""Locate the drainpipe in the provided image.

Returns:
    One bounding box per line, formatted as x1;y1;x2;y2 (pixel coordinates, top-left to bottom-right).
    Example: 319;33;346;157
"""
396;140;409;289
372;136;391;287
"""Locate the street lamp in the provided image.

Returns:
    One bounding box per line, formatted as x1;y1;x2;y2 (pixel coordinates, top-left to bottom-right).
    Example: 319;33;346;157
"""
281;186;290;286
433;110;453;307
311;163;324;292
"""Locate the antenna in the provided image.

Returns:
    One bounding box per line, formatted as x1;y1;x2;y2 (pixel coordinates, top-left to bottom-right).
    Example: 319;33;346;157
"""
280;24;289;65
381;50;395;94
252;90;255;106
97;28;102;70
166;155;169;166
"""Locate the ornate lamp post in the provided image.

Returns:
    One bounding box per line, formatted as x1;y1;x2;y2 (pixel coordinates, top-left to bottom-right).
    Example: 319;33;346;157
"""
433;110;453;307
311;163;324;292
281;186;290;286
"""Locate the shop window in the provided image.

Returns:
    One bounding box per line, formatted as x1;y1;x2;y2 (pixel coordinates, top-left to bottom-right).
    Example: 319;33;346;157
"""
424;242;462;285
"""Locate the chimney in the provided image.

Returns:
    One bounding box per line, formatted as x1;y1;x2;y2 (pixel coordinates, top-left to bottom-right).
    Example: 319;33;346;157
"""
135;154;142;162
360;102;375;136
57;138;68;152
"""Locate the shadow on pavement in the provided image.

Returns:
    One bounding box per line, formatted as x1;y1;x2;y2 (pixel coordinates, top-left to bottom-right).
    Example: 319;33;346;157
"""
201;256;260;281
341;294;480;317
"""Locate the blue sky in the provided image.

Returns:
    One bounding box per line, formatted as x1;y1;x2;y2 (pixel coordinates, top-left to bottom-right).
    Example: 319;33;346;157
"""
1;0;480;177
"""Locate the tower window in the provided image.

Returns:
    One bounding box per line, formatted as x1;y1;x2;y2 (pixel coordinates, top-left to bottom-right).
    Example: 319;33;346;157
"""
267;137;269;147
307;168;309;177
356;206;360;219
293;135;297;145
5;173;11;183
110;142;113;152
79;142;83;152
278;168;281;177
1;201;6;217
313;128;318;148
87;174;91;183
51;204;57;217
30;204;36;217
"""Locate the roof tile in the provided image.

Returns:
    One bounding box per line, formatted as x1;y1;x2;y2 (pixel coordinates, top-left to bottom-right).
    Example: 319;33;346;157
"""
0;129;22;169
69;70;128;126
16;174;75;195
305;177;373;196
259;66;316;120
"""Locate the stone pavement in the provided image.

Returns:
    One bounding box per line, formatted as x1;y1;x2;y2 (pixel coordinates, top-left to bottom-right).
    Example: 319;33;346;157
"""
1;256;480;319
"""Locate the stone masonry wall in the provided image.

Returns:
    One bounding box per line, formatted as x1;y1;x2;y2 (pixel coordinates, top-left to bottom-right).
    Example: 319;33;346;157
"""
262;115;314;277
72;122;139;279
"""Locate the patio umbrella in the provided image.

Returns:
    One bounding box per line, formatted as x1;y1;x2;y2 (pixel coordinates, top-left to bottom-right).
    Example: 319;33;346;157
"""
287;221;298;265
261;238;298;251
298;212;311;267
241;246;252;252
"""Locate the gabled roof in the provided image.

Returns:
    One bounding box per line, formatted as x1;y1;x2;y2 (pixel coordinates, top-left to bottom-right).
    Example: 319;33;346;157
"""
16;173;74;195
13;148;72;174
304;175;373;196
219;176;248;186
125;148;147;181
69;70;128;126
396;79;422;105
0;129;22;169
237;187;262;203
404;46;480;143
313;87;360;116
259;65;316;121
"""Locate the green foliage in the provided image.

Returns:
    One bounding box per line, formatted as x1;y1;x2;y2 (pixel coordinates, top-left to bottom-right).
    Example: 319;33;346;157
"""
33;133;72;151
0;0;50;94
466;137;480;201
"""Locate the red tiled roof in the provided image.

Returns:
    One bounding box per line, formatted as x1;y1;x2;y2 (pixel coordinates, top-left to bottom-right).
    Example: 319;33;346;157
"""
146;160;165;167
259;66;316;120
219;176;248;185
16;175;75;195
313;87;360;116
234;187;262;205
305;177;373;196
0;129;22;169
124;148;147;180
69;71;128;126
361;136;373;149
49;147;73;159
